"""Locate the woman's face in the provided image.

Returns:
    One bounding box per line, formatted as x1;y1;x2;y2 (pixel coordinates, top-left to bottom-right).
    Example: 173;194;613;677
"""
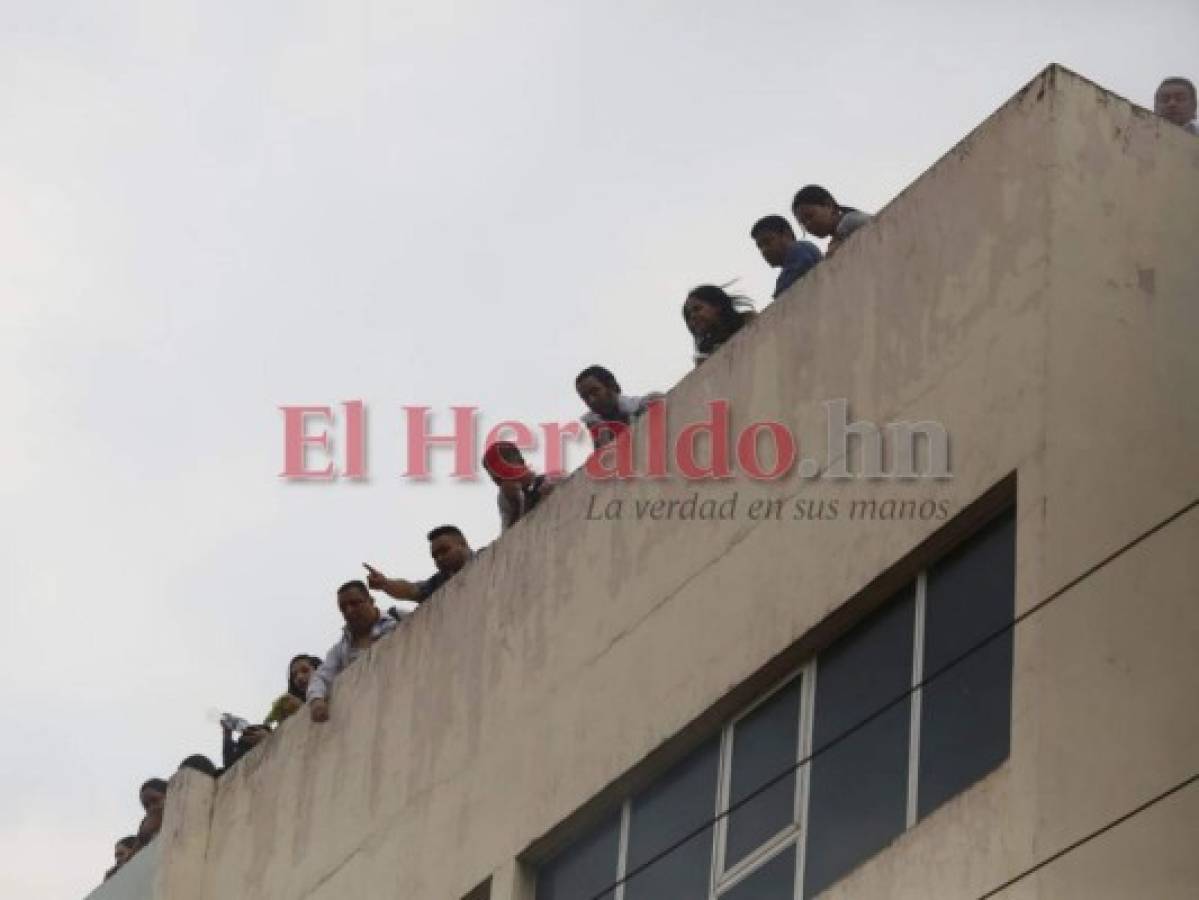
290;658;314;692
683;295;720;337
795;202;838;238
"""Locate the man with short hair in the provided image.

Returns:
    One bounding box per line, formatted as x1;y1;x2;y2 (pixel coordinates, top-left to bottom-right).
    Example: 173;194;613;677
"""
139;778;168;813
364;525;477;603
750;215;823;297
575;365;663;450
308;581;410;723
1154;77;1197;134
483;442;560;531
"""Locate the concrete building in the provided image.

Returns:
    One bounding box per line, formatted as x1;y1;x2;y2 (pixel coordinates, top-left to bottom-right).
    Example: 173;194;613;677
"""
89;64;1199;900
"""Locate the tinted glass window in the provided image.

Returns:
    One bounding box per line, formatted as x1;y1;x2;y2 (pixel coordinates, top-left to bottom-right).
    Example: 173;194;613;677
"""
536;811;620;900
625;738;720;900
804;586;915;898
726;676;801;868
721;843;796;900
918;510;1015;819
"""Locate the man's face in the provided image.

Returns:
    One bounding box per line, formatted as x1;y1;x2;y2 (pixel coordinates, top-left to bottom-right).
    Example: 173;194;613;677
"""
1155;81;1196;127
430;532;471;575
576;375;620;418
139;785;166;814
337;586;378;634
754;230;791;267
794;202;837;238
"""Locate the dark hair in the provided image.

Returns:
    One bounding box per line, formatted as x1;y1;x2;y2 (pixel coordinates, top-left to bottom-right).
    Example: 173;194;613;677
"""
1159;76;1197;103
750;215;795;240
426;524;465;542
337;579;369;597
139;778;168;797
178;755;220;777
116;836;138;851
792;184;838;209
683;285;751;353
575;365;620;390
286;654;322;700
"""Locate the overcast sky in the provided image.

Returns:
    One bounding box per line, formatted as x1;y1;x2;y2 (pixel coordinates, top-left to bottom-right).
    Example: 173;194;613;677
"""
2;2;1195;897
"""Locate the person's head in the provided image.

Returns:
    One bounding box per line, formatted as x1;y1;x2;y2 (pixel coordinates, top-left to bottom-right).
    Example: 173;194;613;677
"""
791;185;842;238
336;580;379;636
139;778;168;813
750;216;797;267
482;441;529;485
682;285;748;352
114;836;138;866
177;755;219;777
575;365;623;418
427;525;471;575
239;724;271;749
287;654;321;699
1155;77;1197;127
137;808;162;847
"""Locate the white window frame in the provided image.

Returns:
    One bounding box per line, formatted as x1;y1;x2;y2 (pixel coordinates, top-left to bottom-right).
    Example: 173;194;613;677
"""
543;512;1016;900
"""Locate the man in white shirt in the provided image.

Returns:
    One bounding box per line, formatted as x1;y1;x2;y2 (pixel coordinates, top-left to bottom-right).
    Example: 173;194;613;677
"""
575;365;663;450
308;580;408;722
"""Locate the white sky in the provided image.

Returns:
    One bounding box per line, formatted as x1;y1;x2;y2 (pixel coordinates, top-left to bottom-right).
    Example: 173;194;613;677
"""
1;2;1195;896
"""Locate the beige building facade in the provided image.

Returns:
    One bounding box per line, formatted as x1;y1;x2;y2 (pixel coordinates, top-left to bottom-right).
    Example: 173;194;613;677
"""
90;65;1199;900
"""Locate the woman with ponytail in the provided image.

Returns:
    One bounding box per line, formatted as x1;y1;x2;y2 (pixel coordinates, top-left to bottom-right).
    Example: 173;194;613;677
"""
791;185;872;257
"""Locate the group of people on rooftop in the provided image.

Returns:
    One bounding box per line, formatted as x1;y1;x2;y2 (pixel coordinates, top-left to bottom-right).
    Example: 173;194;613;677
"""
101;178;867;882
101;75;1197;885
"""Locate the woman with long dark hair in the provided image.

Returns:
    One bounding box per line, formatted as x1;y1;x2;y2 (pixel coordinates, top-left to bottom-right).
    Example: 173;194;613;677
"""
683;284;756;366
265;654;323;725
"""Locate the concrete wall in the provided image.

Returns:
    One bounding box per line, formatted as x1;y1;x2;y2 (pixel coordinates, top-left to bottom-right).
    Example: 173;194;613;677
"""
133;66;1199;900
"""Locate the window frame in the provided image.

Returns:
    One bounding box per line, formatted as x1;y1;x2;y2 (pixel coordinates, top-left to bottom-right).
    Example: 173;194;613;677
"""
537;503;1016;900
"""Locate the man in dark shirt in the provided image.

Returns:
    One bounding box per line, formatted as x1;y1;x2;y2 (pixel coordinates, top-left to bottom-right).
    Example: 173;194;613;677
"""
751;215;822;298
364;525;476;603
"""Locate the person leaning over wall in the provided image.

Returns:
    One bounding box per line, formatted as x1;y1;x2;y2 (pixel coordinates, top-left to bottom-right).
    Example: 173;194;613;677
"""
792;184;873;257
138;778;167;815
364;524;478;604
308;580;411;723
683;284;757;367
750;214;822;298
265;653;323;725
575;365;663;449
1154;76;1197;134
104;835;138;881
483;442;562;531
221;721;272;769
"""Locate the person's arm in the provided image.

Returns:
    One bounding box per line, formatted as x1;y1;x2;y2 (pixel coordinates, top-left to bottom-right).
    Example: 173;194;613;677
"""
266;693;301;725
307;644;344;722
221;725;238;768
498;484;520;530
363;563;421;602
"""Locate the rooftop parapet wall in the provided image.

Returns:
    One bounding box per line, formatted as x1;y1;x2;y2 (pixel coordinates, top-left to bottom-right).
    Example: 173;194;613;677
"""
134;66;1198;900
